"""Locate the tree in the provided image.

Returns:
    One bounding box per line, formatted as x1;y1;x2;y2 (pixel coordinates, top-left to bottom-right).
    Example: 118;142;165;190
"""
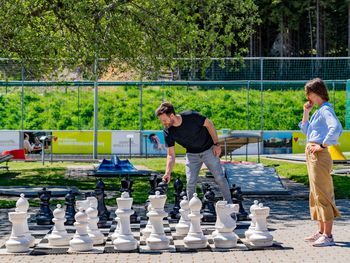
0;0;259;79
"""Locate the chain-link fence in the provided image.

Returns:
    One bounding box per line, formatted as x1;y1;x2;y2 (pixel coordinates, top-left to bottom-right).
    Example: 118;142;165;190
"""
0;58;349;132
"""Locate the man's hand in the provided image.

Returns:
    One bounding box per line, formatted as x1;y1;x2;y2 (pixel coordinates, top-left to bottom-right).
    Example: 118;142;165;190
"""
162;174;171;184
212;145;221;157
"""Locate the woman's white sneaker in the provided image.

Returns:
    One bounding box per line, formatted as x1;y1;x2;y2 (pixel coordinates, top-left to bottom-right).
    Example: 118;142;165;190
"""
304;231;323;242
312;234;335;247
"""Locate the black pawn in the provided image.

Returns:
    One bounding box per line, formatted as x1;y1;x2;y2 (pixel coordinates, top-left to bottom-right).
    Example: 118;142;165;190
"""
230;184;248;221
120;177;138;223
36;187;53;225
148;174;162;195
95;179;110;227
64;190;76;225
170;177;183;219
120;177;134;197
155;180;168;195
201;183;216;222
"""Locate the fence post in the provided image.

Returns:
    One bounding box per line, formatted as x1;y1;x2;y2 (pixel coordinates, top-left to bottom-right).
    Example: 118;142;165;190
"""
139;84;143;155
77;84;80;130
332;81;335;108
260;58;264;131
21;65;24;130
247;80;250;129
93;59;98;160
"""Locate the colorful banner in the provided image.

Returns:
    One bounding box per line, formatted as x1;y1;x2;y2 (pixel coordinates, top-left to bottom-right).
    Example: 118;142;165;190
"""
0;131;20;152
141;131;167;155
263;131;293;154
52;131;112;154
111;131;140;154
292;131;350;153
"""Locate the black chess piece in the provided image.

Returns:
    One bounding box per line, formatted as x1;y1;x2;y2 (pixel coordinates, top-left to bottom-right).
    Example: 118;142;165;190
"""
120;176;138;223
95;179;110;227
201;183;216;222
36;187;53;225
170;177;183;219
120;177;134;197
64;190;76;225
148;174;162;195
230;184;248;221
155;180;168;195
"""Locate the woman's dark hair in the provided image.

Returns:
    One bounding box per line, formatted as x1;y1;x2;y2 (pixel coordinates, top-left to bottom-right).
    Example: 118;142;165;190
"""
155;102;176;116
304;78;329;101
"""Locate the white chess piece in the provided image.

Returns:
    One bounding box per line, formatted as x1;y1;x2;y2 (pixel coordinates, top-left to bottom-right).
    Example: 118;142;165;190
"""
146;191;170;250
86;197;104;245
15;193;35;247
245;200;259;240
48;204;71;246
141;203;153;240
5;211;30;253
248;203;273;247
69;207;93;252
183;193;208;249
113;192;138;251
212;201;239;248
175;196;191;236
111;213;120;242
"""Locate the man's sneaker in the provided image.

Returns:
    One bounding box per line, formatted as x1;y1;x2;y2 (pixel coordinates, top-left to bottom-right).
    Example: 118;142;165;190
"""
312;234;335;247
304;231;323;242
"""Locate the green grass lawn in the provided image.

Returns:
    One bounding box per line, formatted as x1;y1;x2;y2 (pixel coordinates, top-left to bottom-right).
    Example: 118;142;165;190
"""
0;157;349;209
0;159;187;208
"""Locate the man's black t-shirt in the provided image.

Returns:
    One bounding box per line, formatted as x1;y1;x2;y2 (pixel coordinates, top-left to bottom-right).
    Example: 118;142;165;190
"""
164;110;213;153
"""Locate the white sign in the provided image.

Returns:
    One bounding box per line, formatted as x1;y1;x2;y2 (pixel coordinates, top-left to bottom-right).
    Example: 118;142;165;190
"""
0;131;20;152
112;131;140;154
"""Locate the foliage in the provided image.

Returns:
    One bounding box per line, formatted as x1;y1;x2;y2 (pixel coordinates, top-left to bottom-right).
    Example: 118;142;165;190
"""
0;86;346;130
0;0;259;79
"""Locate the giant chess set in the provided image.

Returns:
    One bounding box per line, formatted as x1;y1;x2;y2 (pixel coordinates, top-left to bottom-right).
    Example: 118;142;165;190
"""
0;178;282;255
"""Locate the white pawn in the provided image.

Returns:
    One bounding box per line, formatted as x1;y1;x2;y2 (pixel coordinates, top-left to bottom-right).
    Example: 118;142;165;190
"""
15;193;35;247
48;204;71;246
146;191;170;250
212;201;239;248
86;197;104;245
113;192;138;251
248;203;273;247
245;200;259;240
111;213;120;242
175;196;191;236
69;207;93;252
183;193;208;249
141;203;152;240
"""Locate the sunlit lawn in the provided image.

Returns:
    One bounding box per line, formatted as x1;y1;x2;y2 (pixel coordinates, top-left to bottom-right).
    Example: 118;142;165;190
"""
0;156;349;209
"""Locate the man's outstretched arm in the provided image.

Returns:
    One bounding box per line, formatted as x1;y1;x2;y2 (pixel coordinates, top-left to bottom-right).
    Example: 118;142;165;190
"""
163;146;176;183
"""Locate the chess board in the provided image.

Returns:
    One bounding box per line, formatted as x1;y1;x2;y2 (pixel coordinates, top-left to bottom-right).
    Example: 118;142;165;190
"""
0;218;286;255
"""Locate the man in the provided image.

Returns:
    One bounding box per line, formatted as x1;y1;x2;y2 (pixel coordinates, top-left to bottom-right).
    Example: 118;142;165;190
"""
155;102;232;203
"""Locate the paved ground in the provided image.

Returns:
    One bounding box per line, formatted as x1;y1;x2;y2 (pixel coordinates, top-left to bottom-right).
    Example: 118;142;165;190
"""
0;158;349;262
0;197;349;262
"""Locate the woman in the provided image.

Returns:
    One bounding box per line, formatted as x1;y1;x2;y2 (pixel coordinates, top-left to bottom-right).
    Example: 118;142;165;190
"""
299;78;342;247
23;133;33;153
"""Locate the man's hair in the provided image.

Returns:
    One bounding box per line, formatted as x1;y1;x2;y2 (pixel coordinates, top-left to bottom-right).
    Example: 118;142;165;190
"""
155;102;176;116
304;78;329;101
